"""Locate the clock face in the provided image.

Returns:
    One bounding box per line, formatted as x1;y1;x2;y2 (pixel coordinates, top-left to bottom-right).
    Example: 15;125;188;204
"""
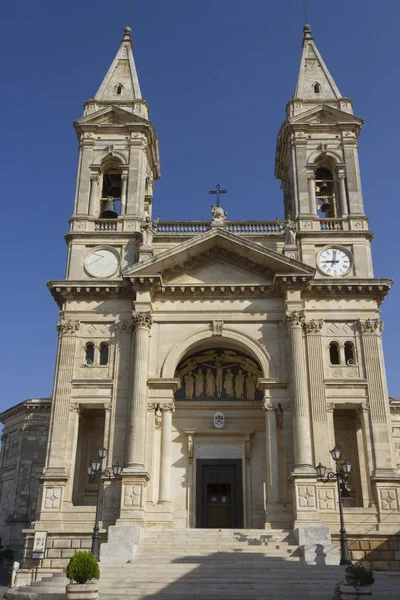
85;248;120;278
317;247;352;277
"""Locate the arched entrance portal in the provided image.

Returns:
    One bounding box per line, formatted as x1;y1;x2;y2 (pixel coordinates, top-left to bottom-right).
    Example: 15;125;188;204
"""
173;345;265;529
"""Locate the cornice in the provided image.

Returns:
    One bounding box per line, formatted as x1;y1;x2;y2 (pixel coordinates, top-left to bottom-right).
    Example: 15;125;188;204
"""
47;280;131;308
0;398;52;423
306;279;392;306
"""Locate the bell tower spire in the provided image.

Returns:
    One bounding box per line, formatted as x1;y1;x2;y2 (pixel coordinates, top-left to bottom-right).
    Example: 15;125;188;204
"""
275;24;365;224
293;25;344;112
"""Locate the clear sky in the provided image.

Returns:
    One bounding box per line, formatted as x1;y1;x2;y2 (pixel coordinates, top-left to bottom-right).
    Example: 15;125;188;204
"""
1;0;400;412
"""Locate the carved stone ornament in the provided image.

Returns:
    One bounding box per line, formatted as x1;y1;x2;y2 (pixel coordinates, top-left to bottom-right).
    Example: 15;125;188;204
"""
213;412;225;429
115;320;134;334
359;318;383;334
132;312;153;330
284;311;304;329
212;320;224;336
160;402;174;413
57;320;80;336
303;319;324;334
263;400;276;412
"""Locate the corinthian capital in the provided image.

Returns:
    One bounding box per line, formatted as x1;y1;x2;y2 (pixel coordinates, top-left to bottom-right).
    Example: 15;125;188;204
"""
284;311;304;329
160;402;175;413
303;319;324;334
115;320;134;334
133;312;153;330
359;318;383;335
57;320;80;336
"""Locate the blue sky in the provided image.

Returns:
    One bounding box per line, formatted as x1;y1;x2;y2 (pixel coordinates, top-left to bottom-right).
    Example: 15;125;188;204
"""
1;0;400;410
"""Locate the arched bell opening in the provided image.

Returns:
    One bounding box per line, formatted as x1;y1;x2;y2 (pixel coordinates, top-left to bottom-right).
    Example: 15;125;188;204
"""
100;158;122;218
174;343;263;401
315;166;339;218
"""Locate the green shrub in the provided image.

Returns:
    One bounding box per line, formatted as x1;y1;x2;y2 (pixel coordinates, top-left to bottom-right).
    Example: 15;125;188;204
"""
66;551;99;584
344;564;375;587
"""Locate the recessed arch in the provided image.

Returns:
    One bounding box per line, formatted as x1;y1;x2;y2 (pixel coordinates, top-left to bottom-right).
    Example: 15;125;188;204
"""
307;149;343;165
161;327;276;379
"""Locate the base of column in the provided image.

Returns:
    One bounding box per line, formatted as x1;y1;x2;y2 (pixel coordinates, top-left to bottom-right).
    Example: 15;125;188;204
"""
294;525;339;566
100;524;144;564
119;471;150;523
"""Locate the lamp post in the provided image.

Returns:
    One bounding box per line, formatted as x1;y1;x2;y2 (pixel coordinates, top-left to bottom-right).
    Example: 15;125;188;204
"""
315;446;352;566
87;446;122;560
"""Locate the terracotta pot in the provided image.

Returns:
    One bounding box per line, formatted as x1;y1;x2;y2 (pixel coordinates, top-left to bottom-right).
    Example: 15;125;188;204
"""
66;582;99;600
339;584;372;599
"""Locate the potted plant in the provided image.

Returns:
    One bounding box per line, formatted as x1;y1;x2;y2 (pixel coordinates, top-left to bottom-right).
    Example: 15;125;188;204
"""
66;551;100;600
335;564;375;599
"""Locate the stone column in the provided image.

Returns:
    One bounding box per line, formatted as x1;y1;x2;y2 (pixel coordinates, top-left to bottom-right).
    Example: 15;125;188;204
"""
285;312;313;471
304;319;331;467
264;398;280;508
159;402;174;503
337;170;349;217
307;170;317;215
75;141;94;215
88;174;99;217
125;312;152;470
45;320;80;475
120;173;128;216
359;319;396;476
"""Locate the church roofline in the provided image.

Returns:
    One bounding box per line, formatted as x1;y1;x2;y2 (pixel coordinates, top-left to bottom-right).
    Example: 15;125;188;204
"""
0;397;52;423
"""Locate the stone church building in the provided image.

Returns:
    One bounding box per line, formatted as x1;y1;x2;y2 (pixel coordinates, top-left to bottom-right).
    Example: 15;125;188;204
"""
2;24;400;573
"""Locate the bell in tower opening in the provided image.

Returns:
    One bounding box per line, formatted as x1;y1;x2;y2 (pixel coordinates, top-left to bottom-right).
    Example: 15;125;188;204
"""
315;167;337;218
100;169;121;219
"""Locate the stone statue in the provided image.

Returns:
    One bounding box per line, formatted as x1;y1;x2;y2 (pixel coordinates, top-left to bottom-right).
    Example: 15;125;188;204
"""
140;216;154;247
205;368;216;397
283;215;296;246
215;361;224;397
184;372;194;399
224;368;234;397
234;369;245;399
245;373;257;401
195;368;204;397
211;204;227;222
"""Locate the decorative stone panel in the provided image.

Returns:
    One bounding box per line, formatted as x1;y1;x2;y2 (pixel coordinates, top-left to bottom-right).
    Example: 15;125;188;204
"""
123;484;142;507
318;487;336;511
379;489;399;511
330;366;360;379
44;487;62;509
297;485;316;509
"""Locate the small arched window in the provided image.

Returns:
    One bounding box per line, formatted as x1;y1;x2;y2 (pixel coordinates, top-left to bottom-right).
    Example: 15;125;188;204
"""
314;82;321;94
116;84;123;96
99;342;109;366
85;343;95;365
329;342;340;365
344;341;355;365
100;164;122;218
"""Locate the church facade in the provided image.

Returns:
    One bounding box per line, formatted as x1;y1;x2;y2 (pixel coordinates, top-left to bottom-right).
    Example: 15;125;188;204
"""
2;24;400;571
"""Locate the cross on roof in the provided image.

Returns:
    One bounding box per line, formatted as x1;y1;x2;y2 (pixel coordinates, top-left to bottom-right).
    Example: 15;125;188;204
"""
209;184;227;207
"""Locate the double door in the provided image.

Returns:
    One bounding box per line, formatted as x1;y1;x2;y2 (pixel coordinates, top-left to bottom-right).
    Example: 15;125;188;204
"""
196;459;243;528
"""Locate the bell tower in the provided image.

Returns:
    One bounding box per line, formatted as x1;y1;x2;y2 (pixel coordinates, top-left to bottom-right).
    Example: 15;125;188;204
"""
275;24;371;277
67;26;160;279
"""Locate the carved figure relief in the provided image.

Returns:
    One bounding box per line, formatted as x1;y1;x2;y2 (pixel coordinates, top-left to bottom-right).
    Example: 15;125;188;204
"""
175;349;262;400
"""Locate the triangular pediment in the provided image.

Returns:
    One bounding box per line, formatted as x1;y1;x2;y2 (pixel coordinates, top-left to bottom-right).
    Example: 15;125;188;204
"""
290;104;363;126
75;106;148;127
122;228;315;285
168;259;273;285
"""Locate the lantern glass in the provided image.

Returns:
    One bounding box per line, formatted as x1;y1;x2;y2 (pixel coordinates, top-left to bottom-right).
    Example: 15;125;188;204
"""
98;446;108;460
330;446;341;461
91;458;101;473
112;462;122;477
87;464;93;476
342;460;352;475
315;462;326;478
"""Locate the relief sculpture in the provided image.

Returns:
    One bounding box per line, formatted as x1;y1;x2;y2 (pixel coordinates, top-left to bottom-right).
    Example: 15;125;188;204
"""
175;349;262;401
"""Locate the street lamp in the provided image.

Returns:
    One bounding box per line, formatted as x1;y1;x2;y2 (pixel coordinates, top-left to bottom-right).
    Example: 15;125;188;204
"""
87;446;123;560
315;447;352;566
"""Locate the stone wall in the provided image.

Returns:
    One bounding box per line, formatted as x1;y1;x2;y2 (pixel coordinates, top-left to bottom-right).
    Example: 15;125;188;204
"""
343;536;400;571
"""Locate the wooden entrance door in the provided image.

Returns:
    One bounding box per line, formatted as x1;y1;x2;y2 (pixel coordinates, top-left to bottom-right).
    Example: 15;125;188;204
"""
196;459;243;528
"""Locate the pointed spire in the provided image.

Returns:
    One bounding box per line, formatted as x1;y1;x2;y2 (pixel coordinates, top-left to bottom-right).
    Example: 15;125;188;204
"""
294;24;342;103
94;26;142;105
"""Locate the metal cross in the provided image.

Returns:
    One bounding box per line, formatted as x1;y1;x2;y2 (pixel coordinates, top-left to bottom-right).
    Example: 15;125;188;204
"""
209;184;227;207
